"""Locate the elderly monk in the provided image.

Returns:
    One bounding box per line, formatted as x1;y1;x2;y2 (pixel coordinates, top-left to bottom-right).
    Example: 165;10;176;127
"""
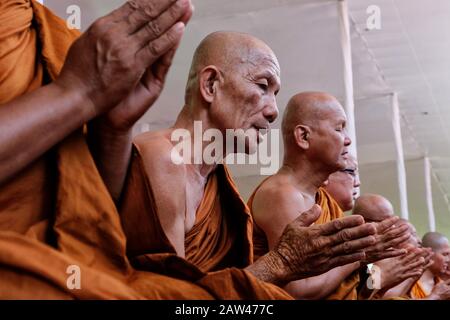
121;32;381;291
248;92;408;299
352;196;430;299
0;0;293;300
324;154;360;212
406;232;450;300
0;0;251;299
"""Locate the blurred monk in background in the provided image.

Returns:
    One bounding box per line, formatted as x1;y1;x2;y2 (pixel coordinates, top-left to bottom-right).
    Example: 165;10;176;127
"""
248;92;408;299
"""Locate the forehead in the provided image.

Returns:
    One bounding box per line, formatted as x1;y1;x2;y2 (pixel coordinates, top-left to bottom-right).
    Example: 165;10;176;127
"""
245;49;280;78
437;241;450;253
323;100;346;122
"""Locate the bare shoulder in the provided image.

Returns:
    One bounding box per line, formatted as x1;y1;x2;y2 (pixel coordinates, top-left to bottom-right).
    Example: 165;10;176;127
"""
251;174;307;248
252;174;305;216
133;129;187;183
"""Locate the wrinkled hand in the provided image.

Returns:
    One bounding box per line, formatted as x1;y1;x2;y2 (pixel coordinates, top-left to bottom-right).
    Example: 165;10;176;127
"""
427;279;450;300
375;248;429;291
55;0;192;120
272;205;377;283
360;216;409;264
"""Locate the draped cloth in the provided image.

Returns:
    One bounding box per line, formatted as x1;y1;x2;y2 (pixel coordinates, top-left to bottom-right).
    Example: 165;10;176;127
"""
408;281;427;299
120;146;255;273
248;181;359;299
0;0;291;299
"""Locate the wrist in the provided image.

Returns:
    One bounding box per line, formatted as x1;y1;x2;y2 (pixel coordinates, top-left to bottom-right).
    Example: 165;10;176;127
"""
52;78;97;123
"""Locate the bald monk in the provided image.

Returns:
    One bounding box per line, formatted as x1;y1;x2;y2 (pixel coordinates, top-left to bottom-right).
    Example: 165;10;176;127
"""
352;196;430;299
121;32;381;289
324;154;360;212
0;0;248;299
248;92;408;299
407;232;450;300
0;2;381;299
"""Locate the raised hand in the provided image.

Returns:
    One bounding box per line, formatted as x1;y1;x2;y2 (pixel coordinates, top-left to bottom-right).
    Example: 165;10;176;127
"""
427;279;450;300
360;216;409;264
55;0;192;119
375;248;428;291
253;205;378;285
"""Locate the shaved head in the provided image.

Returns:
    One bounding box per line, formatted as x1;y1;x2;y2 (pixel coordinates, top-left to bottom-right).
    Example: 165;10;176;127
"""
396;218;420;248
281;92;344;146
422;232;449;252
353;194;394;222
422;232;450;276
185;31;279;103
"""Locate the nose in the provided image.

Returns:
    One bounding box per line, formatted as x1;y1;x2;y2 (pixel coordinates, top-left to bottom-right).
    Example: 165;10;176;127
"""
263;99;279;124
344;134;352;147
354;174;361;188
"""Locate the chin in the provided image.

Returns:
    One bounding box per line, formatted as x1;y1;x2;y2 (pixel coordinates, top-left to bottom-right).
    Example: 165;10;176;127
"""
246;140;258;155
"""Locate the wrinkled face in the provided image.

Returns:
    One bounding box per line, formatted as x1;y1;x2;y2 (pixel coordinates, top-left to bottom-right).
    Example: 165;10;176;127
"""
211;49;280;154
309;104;351;171
431;243;450;276
325;163;359;211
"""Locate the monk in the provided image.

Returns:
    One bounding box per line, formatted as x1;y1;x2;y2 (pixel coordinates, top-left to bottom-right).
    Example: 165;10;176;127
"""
324;154;360;212
352;195;431;299
122;32;381;289
0;4;380;298
407;232;450;300
248;92;408;299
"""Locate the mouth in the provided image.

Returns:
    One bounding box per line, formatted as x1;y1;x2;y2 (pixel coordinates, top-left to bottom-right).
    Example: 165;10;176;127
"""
252;125;269;142
341;151;349;159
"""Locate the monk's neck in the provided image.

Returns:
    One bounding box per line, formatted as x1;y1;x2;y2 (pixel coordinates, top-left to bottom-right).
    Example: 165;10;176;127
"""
173;104;221;178
279;160;330;197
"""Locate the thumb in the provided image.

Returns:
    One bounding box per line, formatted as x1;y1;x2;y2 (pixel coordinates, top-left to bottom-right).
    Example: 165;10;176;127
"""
295;204;322;227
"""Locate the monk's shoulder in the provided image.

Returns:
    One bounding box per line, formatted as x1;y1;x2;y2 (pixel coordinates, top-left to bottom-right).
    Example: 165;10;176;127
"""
254;175;302;207
252;175;305;222
133;129;187;188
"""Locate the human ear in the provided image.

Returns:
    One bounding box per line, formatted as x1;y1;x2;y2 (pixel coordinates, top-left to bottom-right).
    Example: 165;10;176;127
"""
199;66;220;103
294;125;311;150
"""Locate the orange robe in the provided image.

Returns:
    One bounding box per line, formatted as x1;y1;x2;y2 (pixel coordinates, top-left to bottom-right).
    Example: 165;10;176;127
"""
120;151;254;272
0;0;290;300
408;281;427;299
248;182;359;300
119;148;292;300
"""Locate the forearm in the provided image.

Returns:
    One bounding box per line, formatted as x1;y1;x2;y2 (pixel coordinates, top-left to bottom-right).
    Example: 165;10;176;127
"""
382;278;416;299
87;119;133;202
0;82;94;185
286;262;360;299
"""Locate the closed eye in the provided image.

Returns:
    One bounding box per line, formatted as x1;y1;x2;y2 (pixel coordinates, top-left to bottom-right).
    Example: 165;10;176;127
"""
257;83;268;92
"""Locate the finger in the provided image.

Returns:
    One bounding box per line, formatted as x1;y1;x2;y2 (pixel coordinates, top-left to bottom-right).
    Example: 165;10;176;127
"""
375;216;400;234
132;0;190;48
331;235;377;255
327;252;366;269
382;224;409;240
118;0;179;35
370;249;406;262
293;204;322;227
152;46;179;86
180;1;194;24
402;252;423;264
406;258;426;270
319;215;366;236
403;270;424;279
136;22;185;69
329;223;377;246
422;260;434;270
380;233;411;250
